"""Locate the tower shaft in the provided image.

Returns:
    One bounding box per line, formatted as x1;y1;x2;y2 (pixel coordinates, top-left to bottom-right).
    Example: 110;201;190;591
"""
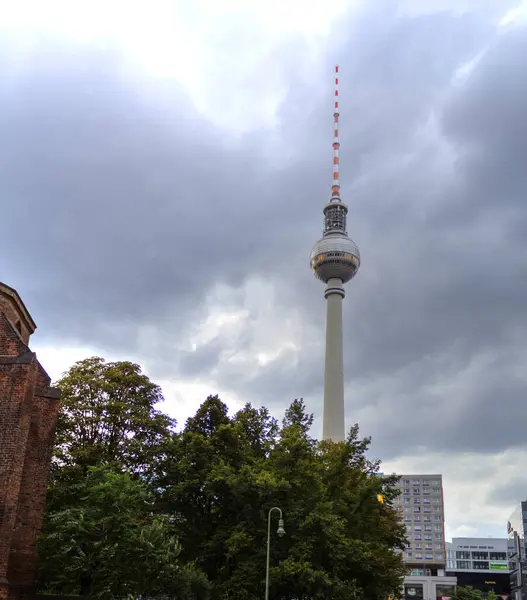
323;278;345;442
310;65;360;443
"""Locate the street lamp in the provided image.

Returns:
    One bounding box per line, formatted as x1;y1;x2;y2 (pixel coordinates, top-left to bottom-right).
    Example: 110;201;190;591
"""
265;507;285;600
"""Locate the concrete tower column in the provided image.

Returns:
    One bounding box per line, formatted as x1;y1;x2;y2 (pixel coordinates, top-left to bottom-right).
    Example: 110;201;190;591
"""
310;65;360;444
323;278;345;442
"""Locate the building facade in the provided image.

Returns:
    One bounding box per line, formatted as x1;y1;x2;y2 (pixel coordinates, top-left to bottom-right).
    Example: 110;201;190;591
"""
394;475;447;573
0;282;60;600
393;475;456;600
446;537;509;572
446;537;510;597
507;502;527;600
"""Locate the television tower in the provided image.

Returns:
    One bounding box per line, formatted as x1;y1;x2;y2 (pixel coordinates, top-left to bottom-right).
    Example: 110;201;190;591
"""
310;65;361;442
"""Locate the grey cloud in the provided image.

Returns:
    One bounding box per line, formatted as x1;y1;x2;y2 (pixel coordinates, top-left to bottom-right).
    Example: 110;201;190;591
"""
2;2;527;466
0;40;313;348
487;477;527;508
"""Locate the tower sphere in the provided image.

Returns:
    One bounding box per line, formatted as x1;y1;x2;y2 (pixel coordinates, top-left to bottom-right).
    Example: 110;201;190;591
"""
310;234;360;284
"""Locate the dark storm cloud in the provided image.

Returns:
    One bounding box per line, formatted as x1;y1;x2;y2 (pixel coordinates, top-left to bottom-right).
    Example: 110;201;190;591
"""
487;476;527;508
2;2;527;461
207;5;527;454
0;39;318;347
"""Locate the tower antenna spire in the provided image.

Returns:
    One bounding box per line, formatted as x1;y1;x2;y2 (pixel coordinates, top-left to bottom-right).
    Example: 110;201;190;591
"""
332;64;340;201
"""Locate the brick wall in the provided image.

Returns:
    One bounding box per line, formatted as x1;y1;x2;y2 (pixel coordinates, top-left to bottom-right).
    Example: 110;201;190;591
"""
0;283;60;600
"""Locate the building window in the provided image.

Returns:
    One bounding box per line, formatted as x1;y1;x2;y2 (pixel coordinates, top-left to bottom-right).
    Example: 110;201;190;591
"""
434;525;442;531
414;499;421;504
424;535;432;541
425;553;433;559
456;551;470;559
435;544;443;550
489;552;507;561
437;585;455;597
414;535;422;540
436;553;445;560
404;585;424;599
414;507;421;513
415;553;423;559
424;526;432;531
471;551;488;560
404;497;411;503
457;560;471;569
473;561;489;570
405;552;413;558
404;488;410;495
433;516;441;521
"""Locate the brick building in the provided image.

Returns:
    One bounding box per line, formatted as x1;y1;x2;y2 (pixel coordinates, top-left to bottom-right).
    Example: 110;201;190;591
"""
0;282;60;600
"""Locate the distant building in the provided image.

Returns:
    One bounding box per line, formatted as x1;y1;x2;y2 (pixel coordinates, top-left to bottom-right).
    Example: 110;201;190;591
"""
446;537;510;597
507;502;527;600
393;475;447;572
393;475;456;600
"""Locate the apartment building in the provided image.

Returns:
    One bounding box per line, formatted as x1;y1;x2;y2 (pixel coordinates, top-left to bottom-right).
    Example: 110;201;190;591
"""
393;474;447;572
393;474;456;600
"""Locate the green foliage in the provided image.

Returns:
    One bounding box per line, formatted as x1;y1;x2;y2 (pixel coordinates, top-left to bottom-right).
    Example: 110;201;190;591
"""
48;357;176;512
154;396;407;600
452;587;483;600
37;465;210;600
53;356;175;473
485;590;498;600
40;357;407;600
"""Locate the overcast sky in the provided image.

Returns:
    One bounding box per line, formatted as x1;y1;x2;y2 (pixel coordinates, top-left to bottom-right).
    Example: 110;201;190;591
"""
2;0;527;541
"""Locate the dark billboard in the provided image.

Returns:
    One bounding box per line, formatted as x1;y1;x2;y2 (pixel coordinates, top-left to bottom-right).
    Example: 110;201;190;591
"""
448;571;511;595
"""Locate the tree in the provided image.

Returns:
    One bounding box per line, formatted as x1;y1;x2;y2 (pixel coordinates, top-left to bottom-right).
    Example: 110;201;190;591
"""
37;465;210;600
155;396;407;600
48;356;176;511
452;587;483;600
486;591;498;600
42;356;406;600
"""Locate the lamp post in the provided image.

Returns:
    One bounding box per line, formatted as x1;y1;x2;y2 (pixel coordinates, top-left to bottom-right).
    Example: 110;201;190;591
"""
265;507;285;600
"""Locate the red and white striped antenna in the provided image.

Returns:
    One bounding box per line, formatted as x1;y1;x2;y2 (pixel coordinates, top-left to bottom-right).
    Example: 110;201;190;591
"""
331;64;341;201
